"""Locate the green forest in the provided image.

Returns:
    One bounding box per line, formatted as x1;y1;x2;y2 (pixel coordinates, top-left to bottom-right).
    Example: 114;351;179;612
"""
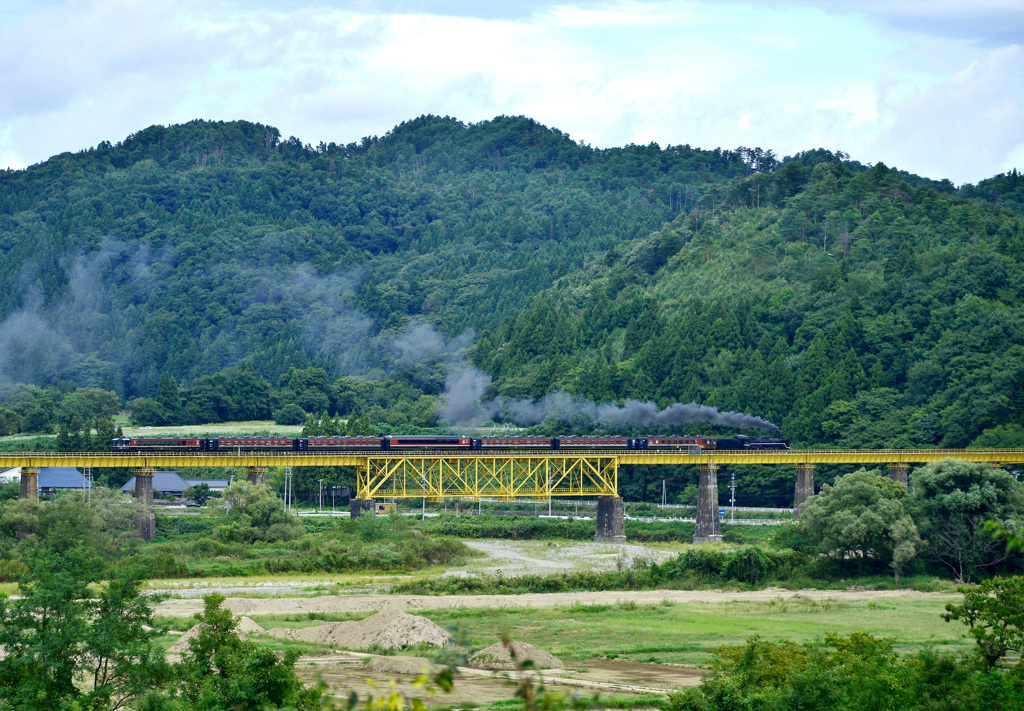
1;116;1023;500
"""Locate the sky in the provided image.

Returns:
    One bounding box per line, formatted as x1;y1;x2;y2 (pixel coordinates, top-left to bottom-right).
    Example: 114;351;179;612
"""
0;0;1022;185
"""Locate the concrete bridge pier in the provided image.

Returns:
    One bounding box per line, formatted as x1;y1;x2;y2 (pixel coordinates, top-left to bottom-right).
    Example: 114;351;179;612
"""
794;463;816;516
888;463;909;489
594;496;626;542
350;498;375;519
19;467;38;499
693;463;723;544
132;467;157;541
247;466;267;485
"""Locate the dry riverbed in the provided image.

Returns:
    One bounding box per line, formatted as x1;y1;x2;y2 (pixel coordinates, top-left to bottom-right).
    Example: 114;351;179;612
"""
154;587;945;618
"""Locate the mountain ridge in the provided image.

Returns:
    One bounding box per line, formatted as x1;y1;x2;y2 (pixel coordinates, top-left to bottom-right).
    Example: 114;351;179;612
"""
0;116;1019;462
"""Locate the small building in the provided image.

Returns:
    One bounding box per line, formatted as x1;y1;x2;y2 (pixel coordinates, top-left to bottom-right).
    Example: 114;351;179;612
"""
121;472;230;499
121;471;191;498
40;468;92;494
183;478;229;493
0;467;92;495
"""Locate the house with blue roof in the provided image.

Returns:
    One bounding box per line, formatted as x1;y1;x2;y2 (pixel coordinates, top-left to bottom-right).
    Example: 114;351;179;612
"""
0;467;92;495
121;471;191;498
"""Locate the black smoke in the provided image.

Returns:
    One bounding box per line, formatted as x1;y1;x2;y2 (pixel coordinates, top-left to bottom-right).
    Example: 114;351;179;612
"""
441;365;781;433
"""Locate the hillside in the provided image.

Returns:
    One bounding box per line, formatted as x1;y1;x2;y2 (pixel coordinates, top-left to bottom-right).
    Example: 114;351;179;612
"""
0;116;754;399
0;116;1022;469
479;160;1024;453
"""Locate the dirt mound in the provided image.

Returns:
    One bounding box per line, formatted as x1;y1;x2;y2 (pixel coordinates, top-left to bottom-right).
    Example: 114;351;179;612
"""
266;621;359;645
469;642;564;671
168;617;266;654
237;616;265;636
266;611;452;650
167;624;204;654
365;655;435;675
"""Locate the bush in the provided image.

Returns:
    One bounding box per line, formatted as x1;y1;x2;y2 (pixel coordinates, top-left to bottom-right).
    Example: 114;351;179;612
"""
724;547;776;584
663;633;1024;711
155;514;218;538
275;403;306;426
0;558;28;582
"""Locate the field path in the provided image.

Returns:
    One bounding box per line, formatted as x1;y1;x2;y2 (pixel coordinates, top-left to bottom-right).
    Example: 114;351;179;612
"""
153;587;955;618
463;540;573;570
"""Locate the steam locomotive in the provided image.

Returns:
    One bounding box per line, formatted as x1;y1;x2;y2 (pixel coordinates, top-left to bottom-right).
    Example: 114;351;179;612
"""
112;434;789;453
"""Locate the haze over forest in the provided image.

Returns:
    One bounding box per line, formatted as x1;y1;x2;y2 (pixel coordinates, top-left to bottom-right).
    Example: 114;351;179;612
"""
0;116;1022;475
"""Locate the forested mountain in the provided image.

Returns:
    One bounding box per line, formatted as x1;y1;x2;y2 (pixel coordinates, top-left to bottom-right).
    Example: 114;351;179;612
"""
0;116;1022;455
0;116;750;397
478;159;1024;450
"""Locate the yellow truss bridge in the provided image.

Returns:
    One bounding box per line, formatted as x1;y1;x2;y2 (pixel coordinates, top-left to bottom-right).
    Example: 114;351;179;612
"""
2;449;1021;500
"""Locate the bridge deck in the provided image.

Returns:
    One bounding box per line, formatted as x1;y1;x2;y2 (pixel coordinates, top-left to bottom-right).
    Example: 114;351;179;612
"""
3;449;1022;499
0;448;1021;468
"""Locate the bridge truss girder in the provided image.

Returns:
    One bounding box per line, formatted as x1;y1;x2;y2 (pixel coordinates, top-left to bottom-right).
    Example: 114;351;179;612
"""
357;456;619;500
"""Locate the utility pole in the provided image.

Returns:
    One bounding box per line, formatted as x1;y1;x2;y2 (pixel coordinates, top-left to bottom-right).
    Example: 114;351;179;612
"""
662;479;666;508
318;478;323;513
284;467;293;512
730;470;736;523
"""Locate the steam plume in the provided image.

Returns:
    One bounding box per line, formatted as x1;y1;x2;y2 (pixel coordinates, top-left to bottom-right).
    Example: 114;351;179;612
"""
441;366;780;433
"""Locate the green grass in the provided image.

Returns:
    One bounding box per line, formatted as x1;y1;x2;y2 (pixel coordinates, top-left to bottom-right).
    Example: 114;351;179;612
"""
122;420;303;436
454;694;666;711
181;595;972;668
153;595;973;680
152;628;332;657
405;597;970;666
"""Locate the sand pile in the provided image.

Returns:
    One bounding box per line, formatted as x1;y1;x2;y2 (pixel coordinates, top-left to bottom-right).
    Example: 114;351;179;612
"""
266;611;453;650
167;616;266;654
469;642;564;671
237;616;265;636
365;655;435;675
266;621;358;645
167;625;204;654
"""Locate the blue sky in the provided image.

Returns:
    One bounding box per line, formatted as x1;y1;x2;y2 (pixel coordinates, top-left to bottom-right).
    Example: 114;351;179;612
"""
1;0;1022;184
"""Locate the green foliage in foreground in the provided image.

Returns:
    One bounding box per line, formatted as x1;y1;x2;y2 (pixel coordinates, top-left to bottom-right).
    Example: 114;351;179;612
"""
142;594;322;711
0;551;168;711
943;575;1024;669
663;632;1024;711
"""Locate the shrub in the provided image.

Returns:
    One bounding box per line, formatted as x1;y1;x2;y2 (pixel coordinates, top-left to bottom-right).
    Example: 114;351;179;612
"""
724;547;776;584
275;404;306;426
0;558;28;582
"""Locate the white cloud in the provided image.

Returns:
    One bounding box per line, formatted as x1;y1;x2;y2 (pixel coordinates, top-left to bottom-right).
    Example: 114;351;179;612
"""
871;44;1024;183
0;0;1020;183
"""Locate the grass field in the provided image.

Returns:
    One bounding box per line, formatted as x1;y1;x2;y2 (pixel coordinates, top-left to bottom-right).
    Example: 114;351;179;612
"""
421;597;971;665
158;595;970;668
120;420;303;436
